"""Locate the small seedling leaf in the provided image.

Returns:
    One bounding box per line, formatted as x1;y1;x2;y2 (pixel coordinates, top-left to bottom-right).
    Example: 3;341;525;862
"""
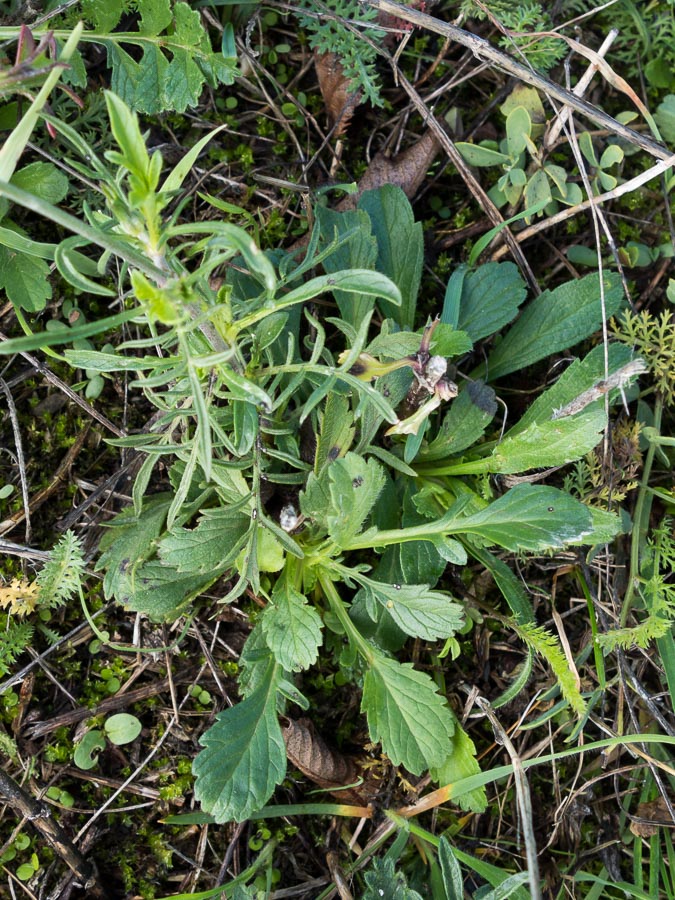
105;713;142;745
455;143;510;167
74;729;106;770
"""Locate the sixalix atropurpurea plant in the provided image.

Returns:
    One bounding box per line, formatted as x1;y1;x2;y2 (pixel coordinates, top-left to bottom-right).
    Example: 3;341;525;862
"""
0;80;645;823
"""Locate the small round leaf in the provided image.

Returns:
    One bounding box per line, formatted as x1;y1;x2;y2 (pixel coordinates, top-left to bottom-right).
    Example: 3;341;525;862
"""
73;730;106;770
104;713;142;746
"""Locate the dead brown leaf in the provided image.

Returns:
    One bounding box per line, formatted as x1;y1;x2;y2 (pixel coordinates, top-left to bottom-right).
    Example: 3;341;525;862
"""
315;52;360;138
339;129;442;208
282;717;379;806
630;797;675;837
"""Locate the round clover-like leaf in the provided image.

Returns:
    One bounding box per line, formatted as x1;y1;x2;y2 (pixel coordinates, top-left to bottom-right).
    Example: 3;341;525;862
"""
104;713;142;745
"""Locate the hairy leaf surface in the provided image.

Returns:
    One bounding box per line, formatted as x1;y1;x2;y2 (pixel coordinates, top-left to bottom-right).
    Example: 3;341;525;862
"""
262;582;323;672
362;581;464;641
362;653;455;773
327;453;386;545
193;659;286;823
159;507;252;574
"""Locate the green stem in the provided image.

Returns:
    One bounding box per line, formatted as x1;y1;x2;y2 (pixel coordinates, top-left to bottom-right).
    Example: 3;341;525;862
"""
415;458;492;477
577;567;606;690
342;518;452;551
0;180;167;280
317;570;373;664
621;394;663;625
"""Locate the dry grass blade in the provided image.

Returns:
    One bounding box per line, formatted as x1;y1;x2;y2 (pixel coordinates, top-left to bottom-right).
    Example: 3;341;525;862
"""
476;696;542;900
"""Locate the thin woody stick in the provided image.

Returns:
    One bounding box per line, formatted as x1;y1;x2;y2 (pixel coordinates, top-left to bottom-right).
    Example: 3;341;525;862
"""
0;768;109;897
545;28;619;150
361;0;672;161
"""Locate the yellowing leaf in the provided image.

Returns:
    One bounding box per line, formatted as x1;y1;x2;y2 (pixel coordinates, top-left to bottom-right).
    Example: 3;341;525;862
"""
0;578;40;616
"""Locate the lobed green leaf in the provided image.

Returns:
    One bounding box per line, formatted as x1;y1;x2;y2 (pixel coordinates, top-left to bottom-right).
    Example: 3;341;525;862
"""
193;659;286;823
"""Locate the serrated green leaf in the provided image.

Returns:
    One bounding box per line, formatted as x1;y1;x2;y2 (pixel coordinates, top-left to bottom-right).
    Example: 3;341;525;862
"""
11;162;69;205
429;324;473;358
0;243;51;311
486;273;625;380
362;652;455;773
447;262;527;343
261;581;323;671
82;0;124;31
327;453;386;545
362;857;424;900
362;581;464;641
138;0;172;34
119;559;209;622
422;381;497;460
366;329;420;358
159;506;252;575
96;494;172;600
193;659;286;823
238;624;274;699
489;407;607;474
456;484;593;551
358;185;423;329
431;726;487;813
165;50;204;113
